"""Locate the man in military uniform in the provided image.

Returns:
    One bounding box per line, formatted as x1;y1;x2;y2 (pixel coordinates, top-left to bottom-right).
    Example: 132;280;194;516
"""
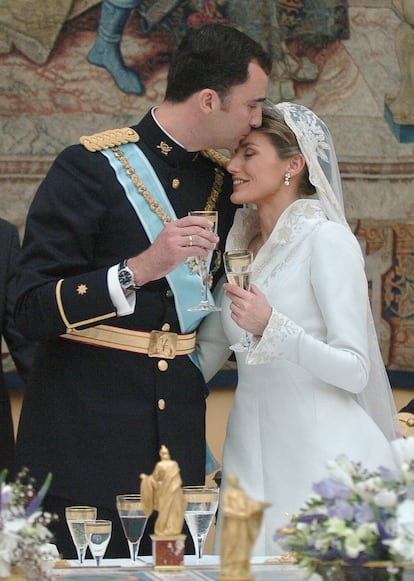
14;23;271;557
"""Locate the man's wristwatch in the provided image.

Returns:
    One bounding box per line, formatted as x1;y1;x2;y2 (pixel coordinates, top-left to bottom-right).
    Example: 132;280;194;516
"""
118;259;141;291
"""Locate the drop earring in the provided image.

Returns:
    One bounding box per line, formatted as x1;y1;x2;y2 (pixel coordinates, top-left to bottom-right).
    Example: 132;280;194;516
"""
284;171;291;186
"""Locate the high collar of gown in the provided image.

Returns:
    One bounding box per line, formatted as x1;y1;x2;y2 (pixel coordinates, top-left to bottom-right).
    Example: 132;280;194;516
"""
226;198;326;253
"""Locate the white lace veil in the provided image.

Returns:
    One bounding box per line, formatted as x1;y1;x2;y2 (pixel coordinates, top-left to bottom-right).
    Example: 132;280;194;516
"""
263;100;400;441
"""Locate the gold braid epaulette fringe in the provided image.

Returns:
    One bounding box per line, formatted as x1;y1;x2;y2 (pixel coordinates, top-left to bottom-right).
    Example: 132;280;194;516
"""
201;149;230;168
80;128;140;152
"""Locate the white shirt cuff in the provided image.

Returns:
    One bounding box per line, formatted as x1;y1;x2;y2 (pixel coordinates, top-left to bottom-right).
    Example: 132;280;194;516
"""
108;264;136;315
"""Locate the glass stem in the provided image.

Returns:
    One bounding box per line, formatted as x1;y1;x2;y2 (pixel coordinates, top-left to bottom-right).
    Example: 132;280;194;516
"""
129;540;139;562
199;261;209;304
197;534;205;560
78;547;86;565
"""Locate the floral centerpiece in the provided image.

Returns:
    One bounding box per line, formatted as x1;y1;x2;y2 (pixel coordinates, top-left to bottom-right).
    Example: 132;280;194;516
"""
275;438;414;580
0;467;56;579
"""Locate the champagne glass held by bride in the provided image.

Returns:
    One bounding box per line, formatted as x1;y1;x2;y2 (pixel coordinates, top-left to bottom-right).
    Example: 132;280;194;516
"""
187;210;221;312
223;249;254;352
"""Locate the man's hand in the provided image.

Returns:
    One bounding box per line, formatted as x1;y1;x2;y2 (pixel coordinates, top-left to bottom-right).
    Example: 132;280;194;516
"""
127;215;219;286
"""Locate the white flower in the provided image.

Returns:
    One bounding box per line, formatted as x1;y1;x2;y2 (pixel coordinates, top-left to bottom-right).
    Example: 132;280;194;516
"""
356;522;378;541
326;456;355;489
326;517;348;536
391;437;414;471
387;536;414;561
0;469;55;579
394;498;414;538
344;531;366;559
374;489;398;508
355;477;382;501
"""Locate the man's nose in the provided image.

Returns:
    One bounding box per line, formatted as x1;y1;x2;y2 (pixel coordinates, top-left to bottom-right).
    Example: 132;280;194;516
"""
250;108;263;128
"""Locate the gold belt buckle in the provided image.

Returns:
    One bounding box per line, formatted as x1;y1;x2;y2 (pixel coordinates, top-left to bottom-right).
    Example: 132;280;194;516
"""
148;330;178;359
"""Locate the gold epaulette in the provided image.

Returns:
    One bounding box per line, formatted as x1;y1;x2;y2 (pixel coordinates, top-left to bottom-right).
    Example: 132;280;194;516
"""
80;127;140;152
201;149;230;168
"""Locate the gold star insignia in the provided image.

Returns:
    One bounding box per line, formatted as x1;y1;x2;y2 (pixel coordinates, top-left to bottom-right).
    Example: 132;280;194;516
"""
77;283;88;295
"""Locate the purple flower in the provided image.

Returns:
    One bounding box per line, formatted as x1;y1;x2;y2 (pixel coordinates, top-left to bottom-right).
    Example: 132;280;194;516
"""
313;478;350;500
328;499;354;520
298;513;326;524
354;502;375;523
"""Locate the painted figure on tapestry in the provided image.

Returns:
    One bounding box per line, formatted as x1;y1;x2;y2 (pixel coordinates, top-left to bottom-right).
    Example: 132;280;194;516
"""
1;1;349;96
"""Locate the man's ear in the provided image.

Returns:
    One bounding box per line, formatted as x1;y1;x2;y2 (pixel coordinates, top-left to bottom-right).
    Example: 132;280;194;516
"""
198;88;221;113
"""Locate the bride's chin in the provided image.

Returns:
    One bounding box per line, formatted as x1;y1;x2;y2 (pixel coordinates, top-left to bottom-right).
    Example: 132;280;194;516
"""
230;192;246;204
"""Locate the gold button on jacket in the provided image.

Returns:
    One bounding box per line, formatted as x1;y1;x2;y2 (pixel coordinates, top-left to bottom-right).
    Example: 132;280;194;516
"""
158;399;166;410
158;360;168;371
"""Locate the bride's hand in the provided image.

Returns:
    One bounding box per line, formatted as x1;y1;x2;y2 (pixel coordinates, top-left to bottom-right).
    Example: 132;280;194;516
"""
223;283;272;336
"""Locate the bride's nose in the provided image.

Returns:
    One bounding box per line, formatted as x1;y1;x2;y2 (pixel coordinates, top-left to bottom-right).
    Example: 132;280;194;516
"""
227;157;239;174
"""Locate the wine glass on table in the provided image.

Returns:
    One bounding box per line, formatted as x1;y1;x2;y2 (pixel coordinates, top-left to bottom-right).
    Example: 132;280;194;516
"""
223;249;254;352
85;519;112;567
116;494;148;564
187;210;221;312
182;486;219;561
65;505;97;564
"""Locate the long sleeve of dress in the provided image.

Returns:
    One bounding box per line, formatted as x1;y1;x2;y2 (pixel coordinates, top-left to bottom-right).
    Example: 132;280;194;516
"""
247;222;371;394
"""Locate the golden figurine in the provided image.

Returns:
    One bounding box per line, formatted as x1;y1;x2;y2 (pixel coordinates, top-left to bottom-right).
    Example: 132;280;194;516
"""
140;445;186;537
219;474;270;581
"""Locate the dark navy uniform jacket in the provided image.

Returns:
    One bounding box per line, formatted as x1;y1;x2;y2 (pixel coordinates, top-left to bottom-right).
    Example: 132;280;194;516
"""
14;110;235;508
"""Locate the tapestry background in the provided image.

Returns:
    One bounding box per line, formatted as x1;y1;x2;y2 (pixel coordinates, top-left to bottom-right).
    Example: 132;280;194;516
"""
1;0;414;387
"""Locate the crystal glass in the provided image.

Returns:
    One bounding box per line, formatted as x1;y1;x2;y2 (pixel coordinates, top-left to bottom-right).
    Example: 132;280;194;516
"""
65;505;97;564
116;494;148;564
183;486;219;561
85;519;112;567
187;210;221;312
223;249;254;351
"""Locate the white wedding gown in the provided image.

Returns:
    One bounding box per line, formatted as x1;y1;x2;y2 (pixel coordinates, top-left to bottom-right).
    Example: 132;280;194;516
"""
197;200;397;557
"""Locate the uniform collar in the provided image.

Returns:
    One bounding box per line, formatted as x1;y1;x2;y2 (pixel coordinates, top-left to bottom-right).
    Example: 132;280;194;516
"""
135;109;199;167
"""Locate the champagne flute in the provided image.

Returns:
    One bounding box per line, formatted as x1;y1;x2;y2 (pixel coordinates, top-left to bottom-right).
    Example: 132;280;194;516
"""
182;486;219;561
65;505;97;564
187;210;221;312
116;494;148;564
223;249;254;352
85;519;112;567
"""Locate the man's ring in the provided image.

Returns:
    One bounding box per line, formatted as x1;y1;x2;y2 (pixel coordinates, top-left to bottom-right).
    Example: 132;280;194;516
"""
188;235;193;247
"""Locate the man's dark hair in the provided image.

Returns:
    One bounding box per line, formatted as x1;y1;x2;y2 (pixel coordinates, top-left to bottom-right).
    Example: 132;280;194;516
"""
165;23;272;103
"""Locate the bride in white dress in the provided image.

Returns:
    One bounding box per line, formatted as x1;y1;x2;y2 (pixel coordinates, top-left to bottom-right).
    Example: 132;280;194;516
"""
197;101;401;557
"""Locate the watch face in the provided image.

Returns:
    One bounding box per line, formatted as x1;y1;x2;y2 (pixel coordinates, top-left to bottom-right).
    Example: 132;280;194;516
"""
118;268;133;288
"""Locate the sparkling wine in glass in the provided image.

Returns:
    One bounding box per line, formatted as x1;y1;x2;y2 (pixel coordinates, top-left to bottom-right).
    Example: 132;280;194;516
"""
116;494;148;564
182;486;219;561
65;505;97;564
85;519;112;567
223;249;254;352
187;210;221;312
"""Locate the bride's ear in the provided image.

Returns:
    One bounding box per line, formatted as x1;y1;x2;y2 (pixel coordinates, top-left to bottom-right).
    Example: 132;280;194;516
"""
288;153;306;177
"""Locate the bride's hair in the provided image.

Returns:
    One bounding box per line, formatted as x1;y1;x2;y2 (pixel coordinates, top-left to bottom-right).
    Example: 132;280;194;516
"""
257;113;316;197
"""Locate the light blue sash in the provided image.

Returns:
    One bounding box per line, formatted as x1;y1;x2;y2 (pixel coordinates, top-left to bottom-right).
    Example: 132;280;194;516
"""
102;144;215;356
103;144;219;473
